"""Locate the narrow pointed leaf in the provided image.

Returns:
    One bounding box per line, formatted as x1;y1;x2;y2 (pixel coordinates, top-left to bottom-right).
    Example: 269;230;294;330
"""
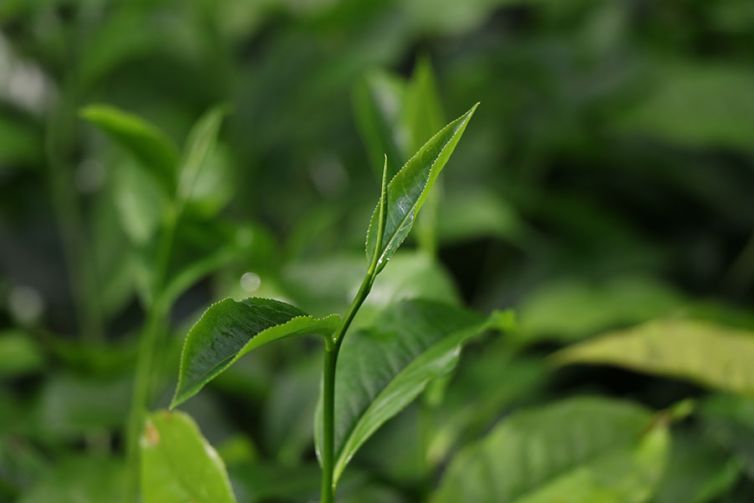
403;57;445;154
140;410;236;503
178;106;226;204
364;103;478;271
352;71;406;178
434;397;669;503
315;299;492;486
80;104;179;193
172;298;339;407
554;319;754;396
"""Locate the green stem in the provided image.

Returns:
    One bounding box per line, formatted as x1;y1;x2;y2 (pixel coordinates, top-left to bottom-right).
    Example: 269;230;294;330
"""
125;207;178;500
320;158;388;501
320;344;337;503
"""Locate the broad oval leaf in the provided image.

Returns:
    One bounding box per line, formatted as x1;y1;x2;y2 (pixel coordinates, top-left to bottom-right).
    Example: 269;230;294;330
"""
433;397;669;503
80;104;179;193
364;103;478;271
172;298;339;407
140;410;236;503
554;319;754;396
315;299;491;486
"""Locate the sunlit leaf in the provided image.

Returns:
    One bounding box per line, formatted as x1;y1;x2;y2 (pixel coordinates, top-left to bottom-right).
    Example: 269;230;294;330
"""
0;330;43;379
177;106;227;205
172;298;339;407
554;319;754;395
364;103;478;271
140;410;236;503
433;397;669;503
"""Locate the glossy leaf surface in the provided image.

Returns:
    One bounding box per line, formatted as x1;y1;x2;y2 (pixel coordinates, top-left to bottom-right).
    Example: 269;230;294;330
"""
434;397;669;503
364;104;478;271
140;410;236;503
315;299;489;485
172;298;339;407
554;319;754;395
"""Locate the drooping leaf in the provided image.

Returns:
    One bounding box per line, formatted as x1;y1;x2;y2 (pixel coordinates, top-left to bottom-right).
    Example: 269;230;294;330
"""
433;397;669;503
172;298;339;407
554;319;754;395
140;410;236;503
315;299;492;486
80;104;179;193
364;103;478;272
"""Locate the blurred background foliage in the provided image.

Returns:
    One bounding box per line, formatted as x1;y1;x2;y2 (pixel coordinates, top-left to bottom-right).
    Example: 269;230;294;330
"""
2;0;754;501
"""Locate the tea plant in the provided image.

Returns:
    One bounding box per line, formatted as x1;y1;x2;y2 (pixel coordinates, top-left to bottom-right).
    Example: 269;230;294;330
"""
164;103;482;502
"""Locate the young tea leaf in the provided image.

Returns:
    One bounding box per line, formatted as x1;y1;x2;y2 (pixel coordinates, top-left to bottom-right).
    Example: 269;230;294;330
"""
364;103;478;272
172;298;339;407
80;104;179;193
314;299;491;486
140;410;236;503
553;319;754;396
433;397;669;503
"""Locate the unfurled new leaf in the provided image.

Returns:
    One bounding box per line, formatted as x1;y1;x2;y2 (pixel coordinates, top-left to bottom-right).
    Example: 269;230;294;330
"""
141;410;236;503
315;299;491;486
434;397;669;503
364;103;478;272
80;104;179;193
172;298;339;407
554;319;754;396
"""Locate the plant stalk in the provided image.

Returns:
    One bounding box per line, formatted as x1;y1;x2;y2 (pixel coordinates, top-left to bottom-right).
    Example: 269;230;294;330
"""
320;158;388;501
125;207;178;500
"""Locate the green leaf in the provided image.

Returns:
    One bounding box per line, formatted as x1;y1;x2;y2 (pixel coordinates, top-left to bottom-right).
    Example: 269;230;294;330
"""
315;299;490;486
700;394;754;476
140;410;236;503
352;71;406;178
364;103;478;272
433;397;669;503
19;456;126;503
654;430;740;503
554;319;754;396
403;57;445;154
178;106;227;205
0;330;43;379
616;63;754;150
80;104;179;193
516;276;683;344
172;298;339;407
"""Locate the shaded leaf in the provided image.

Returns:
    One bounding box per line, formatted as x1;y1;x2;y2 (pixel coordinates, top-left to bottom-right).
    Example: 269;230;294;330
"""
315;299;491;486
178;106;227;205
434;397;669;503
0;330;43;379
554;319;754;395
140;410;235;503
80;104;179;193
364;103;478;272
172;298;339;407
19;456;126;503
654;430;740;503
